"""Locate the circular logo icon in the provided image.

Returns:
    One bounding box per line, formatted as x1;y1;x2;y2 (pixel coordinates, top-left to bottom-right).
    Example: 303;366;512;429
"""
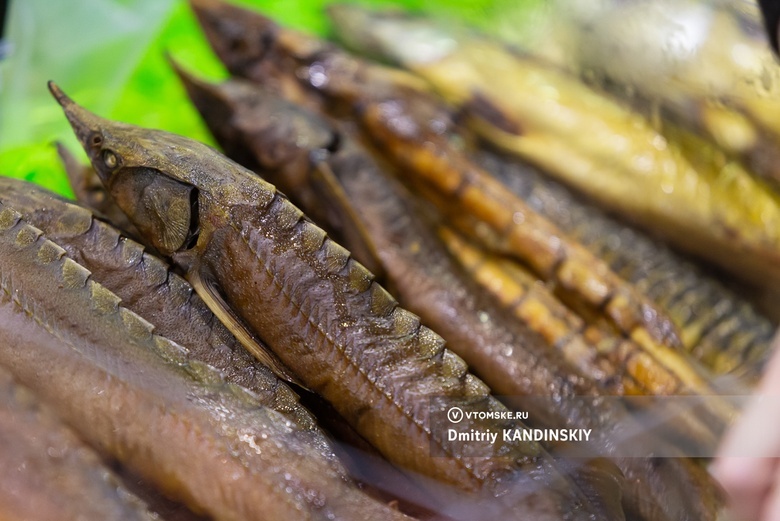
447;406;464;423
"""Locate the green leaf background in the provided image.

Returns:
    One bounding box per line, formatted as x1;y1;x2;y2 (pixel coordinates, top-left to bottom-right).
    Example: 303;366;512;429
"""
0;0;541;197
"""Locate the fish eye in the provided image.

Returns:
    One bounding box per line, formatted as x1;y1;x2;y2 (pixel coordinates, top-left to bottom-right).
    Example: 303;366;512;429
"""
102;149;118;169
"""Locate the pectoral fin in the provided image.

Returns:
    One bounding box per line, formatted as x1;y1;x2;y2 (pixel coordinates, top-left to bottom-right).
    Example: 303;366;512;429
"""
189;268;310;391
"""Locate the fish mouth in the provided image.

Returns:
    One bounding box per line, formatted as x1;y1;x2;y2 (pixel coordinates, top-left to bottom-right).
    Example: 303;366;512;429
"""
48;81;104;154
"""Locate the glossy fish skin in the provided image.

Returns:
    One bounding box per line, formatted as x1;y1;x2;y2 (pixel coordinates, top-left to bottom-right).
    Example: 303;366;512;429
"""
0;366;157;521
179;72;626;421
176;72;726;521
0;176;319;434
239;31;737;421
190;0;693;364
52;84;609;521
327;4;780;292
180;72;635;513
437;226;650;396
0;201;413;521
477;150;775;381
17;175;425;514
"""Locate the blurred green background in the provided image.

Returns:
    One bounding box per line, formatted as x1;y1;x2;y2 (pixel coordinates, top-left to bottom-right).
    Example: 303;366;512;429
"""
0;0;542;197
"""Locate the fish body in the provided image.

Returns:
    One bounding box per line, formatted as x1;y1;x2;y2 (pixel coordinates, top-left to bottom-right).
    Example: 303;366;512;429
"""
52;82;606;521
175;69;723;521
476;149;776;381
0;198;412;521
0;176;320;433
520;0;780;187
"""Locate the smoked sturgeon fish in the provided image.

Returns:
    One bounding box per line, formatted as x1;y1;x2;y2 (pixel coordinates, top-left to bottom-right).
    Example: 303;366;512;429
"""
184;2;735;435
475;150;776;381
175;71;722;521
327;3;780;292
190;0;686;356
0;199;413;521
51;81;615;521
0;176;319;433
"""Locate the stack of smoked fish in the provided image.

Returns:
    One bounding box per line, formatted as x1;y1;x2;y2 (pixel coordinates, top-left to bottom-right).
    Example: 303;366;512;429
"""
1;0;778;520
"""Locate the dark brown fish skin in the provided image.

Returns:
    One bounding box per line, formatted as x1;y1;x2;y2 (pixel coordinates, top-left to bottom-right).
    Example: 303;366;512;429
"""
179;73;618;425
52;83;607;521
0;200;414;521
191;0;688;357
176;72;726;521
180;72;634;516
9;173;436;517
51;86;605;521
213;11;740;418
0;176;319;434
476;149;775;381
0;365;158;521
0;177;438;515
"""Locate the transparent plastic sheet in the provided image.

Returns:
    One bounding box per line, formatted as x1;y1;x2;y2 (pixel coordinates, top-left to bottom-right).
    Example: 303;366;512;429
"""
0;1;773;519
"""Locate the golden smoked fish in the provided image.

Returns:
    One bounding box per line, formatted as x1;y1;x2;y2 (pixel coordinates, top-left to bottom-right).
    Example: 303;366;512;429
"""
477;149;776;381
327;4;780;291
438;227;656;396
0;365;158;521
0;200;412;521
52;81;616;521
175;71;724;521
518;0;780;189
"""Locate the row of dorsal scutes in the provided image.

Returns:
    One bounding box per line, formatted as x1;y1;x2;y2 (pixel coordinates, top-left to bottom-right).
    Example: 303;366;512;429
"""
254;197;540;474
0;199;414;521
